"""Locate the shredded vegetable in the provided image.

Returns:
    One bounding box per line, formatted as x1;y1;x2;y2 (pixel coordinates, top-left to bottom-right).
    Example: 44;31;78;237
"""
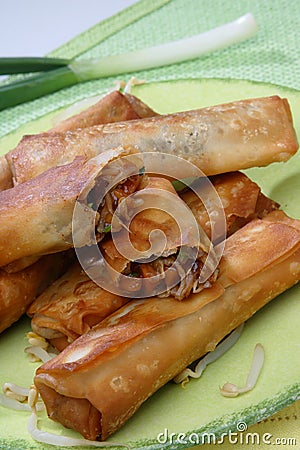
0;393;32;411
25;346;56;363
220;343;265;397
0;382;44;412
174;324;244;385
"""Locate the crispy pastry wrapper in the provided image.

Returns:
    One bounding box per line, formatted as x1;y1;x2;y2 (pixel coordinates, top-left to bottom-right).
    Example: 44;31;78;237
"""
0;91;156;191
101;172;277;299
51;91;157;133
217;209;300;286
0;252;72;334
27;177;214;344
34;211;300;441
6;96;298;184
124;93;158;119
0;155;13;191
181;171;279;243
27;262;129;350
99;175;216;300
0;147;142;267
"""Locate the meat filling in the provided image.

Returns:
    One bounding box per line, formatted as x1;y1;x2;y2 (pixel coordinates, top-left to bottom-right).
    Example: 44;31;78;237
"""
117;248;219;300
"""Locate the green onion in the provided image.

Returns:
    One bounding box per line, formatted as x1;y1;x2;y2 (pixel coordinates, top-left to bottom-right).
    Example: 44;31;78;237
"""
70;13;257;81
0;67;77;110
0;57;71;74
172;177;197;192
0;13;257;110
138;166;146;176
101;224;112;233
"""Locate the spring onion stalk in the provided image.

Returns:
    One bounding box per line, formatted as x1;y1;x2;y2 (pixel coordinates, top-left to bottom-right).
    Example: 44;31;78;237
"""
71;13;257;80
0;13;257;110
0;57;71;75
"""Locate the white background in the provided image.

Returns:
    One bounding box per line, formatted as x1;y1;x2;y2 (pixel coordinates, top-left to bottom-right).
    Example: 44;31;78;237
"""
0;1;139;57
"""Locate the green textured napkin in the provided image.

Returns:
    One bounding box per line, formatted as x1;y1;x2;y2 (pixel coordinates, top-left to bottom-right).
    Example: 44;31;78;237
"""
0;0;299;137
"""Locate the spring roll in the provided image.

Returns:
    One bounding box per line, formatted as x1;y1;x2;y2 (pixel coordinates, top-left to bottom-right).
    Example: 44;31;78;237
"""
34;211;300;441
0;155;13;190
6;96;298;185
217;211;300;287
27;174;217;345
0;146;143;266
181;171;279;243
99;175;217;300
0;252;72;334
0;91;157;191
124;93;159;119
51;91;157;133
27;262;129;351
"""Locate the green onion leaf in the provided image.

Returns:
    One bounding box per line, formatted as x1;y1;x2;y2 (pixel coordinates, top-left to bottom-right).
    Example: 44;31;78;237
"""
0;57;71;75
0;66;78;110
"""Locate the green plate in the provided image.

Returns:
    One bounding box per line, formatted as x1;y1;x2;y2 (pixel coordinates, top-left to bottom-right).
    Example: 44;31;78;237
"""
0;78;300;450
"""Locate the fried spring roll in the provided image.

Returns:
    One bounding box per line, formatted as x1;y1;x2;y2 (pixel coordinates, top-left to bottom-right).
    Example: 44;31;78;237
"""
34;283;224;440
29;174;274;344
51;91;157;133
0;252;72;334
0;147;142;266
27;262;129;351
34;211;300;441
0;91;156;191
100;175;216;300
6;96;298;185
181;171;279;243
2;255;41;273
217;211;300;287
124;93;159;119
0;155;13;190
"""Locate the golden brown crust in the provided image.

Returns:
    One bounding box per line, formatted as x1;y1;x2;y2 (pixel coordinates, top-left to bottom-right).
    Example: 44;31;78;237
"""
35;240;300;440
124;93;159;119
0;155;13;191
50;91;148;133
0;252;72;334
0;147;138;266
27;262;129;345
181;171;278;242
0;157;90;265
43;388;102;440
34;210;300;440
6;96;298;184
218;213;300;286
